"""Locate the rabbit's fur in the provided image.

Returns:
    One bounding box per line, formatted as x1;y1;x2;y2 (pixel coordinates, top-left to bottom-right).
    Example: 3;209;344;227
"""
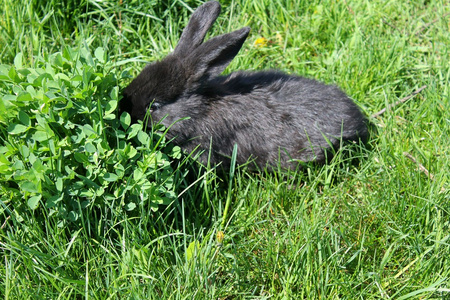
120;1;368;170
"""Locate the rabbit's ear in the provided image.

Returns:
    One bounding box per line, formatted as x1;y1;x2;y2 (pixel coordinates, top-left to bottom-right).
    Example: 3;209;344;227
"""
187;27;250;80
174;1;221;56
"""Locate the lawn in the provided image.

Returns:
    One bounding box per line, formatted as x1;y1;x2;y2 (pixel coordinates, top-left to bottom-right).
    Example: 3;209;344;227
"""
0;0;449;298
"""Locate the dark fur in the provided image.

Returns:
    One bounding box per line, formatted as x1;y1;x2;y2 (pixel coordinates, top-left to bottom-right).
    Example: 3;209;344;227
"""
120;1;368;170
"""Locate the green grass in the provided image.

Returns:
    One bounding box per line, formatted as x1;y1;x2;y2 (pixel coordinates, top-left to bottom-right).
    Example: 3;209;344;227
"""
1;0;449;298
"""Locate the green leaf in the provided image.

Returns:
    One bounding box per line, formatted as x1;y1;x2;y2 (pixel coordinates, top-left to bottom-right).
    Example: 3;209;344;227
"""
26;85;37;97
74;152;89;164
114;164;125;178
127;124;142;139
133;169;144;181
0;98;7;122
103;173;119;182
125;202;136;211
14;52;23;69
82;124;98;138
20;145;30;158
20;181;39;193
8;66;18;82
160;196;173;205
80;191;94;200
94;47;106;64
18;110;31;126
33;73;53;86
105;100;117;115
56;177;63;192
0;65;11;79
186;240;200;261
8;123;28;134
137;131;149;146
47;194;63;208
55;73;71;82
103;114;116;120
13;160;24;171
17;92;32;102
32;130;50;142
68;211;78;222
49;138;56;155
27;195;41;210
127;146;138;159
0;154;12;174
171;146;182;159
120;112;131;129
110;86;119;101
85;142;96;153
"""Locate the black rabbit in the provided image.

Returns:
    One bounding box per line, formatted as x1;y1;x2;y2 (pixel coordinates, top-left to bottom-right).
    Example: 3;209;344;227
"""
120;1;368;170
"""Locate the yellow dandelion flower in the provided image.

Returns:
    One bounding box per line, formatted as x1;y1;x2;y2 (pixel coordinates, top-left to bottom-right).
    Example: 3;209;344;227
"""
216;231;224;244
254;37;268;47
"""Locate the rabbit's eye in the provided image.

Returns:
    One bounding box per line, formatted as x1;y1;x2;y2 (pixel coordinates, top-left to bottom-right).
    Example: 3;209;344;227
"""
146;102;161;112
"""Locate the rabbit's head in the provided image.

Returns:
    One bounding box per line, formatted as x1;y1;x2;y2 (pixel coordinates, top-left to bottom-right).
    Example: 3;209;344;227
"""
119;1;250;126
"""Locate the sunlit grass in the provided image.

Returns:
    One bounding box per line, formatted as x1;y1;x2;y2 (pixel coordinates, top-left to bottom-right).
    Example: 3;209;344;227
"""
1;0;449;298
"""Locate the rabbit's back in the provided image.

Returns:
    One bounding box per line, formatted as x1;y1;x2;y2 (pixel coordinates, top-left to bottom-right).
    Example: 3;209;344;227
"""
215;71;367;141
165;70;368;169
